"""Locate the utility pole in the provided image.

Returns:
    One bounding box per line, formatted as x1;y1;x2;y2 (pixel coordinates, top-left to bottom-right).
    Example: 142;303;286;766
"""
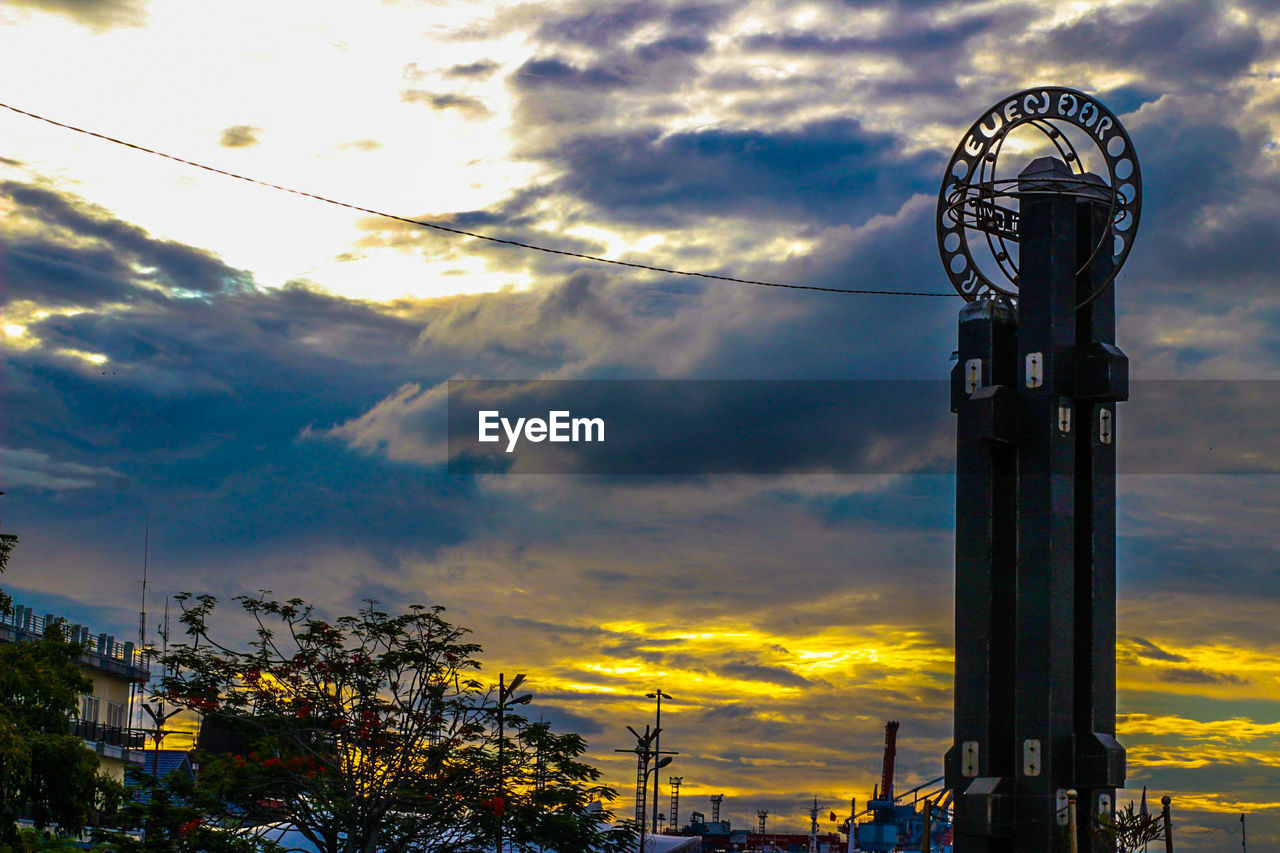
132;512;149;741
492;673;532;853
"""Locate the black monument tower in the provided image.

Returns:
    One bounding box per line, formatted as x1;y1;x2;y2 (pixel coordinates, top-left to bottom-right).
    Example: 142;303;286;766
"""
936;88;1142;853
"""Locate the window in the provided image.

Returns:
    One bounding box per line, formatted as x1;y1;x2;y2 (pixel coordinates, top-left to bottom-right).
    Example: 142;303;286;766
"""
107;701;127;729
80;694;100;724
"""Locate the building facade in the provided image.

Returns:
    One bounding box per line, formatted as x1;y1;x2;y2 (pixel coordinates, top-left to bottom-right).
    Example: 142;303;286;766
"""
0;601;151;781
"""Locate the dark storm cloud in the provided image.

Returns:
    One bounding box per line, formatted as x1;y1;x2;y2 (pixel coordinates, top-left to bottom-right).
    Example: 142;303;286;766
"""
539;119;940;227
632;34;710;60
1116;479;1280;631
1093;84;1163;117
504;7;1055;262
718;661;811;688
1030;1;1264;89
401;90;491;119
1;182;252;301
8;286;405;451
1;183;494;566
804;477;954;531
432;185;552;232
1132;104;1280;286
500;616;623;642
1127;637;1189;663
507;0;726;52
7;0;144;29
741;7;996;57
1;241;154;307
352;191;957;388
0;447;120;491
328;220;963;473
1159;668;1249;686
512;57;631;91
521;703;605;736
670;196;956;379
445;59;501;78
529;0;675;47
691;702;802;743
219;125;261;148
5;290;480;569
537;270;631;331
507;2;723;102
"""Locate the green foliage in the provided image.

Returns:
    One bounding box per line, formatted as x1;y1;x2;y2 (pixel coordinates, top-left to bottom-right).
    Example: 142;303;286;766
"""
0;532;18;578
10;827;96;853
0;625;126;848
500;723;634;853
150;593;632;853
1;530;19;629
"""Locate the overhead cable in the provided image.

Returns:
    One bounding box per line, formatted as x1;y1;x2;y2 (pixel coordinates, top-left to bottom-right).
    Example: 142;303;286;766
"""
0;102;956;298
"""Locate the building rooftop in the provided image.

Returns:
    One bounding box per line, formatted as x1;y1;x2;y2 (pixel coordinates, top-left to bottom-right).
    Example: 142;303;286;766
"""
0;600;151;683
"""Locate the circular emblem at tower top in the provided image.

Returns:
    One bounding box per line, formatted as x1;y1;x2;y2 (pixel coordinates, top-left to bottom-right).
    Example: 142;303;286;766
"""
936;87;1142;302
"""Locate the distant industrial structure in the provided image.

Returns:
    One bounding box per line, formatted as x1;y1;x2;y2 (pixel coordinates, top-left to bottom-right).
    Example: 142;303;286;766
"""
673;810;843;853
853;722;953;852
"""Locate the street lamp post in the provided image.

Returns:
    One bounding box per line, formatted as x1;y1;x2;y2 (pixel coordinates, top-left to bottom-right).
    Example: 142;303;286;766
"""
616;724;676;853
140;700;181;775
646;689;672;837
138;699;181;845
494;672;533;853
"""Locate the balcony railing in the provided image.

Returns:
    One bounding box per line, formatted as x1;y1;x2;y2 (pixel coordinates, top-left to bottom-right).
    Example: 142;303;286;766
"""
74;719;148;749
1;602;150;672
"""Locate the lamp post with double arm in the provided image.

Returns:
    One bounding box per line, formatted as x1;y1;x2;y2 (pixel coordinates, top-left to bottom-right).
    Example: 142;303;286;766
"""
493;672;532;853
646;689;672;838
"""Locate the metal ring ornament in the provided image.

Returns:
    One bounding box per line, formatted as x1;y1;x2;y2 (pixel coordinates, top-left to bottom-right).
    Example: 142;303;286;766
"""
936;87;1142;304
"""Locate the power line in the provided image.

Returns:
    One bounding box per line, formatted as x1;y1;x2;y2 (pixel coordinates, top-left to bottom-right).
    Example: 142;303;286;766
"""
0;101;954;298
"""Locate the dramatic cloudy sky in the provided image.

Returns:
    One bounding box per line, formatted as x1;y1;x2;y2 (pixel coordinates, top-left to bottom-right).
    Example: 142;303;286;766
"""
2;1;1279;849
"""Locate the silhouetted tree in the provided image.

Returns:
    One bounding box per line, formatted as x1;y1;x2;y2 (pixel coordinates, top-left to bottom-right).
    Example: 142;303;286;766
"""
146;593;630;853
0;624;126;850
1093;800;1165;853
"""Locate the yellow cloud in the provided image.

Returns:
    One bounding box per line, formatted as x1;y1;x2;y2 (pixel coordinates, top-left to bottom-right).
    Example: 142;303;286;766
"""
1119;713;1280;743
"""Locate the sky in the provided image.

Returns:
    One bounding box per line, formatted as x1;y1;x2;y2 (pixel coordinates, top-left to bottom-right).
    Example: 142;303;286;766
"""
0;0;1279;849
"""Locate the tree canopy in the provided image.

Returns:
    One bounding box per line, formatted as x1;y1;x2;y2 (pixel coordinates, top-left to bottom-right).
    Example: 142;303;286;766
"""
0;623;126;851
141;592;631;853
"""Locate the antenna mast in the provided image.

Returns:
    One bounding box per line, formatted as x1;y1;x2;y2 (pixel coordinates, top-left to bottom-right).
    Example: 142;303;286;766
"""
138;511;149;647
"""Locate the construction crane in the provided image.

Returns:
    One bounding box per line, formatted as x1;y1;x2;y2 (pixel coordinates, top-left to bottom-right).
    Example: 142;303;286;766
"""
848;721;954;852
882;721;900;801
